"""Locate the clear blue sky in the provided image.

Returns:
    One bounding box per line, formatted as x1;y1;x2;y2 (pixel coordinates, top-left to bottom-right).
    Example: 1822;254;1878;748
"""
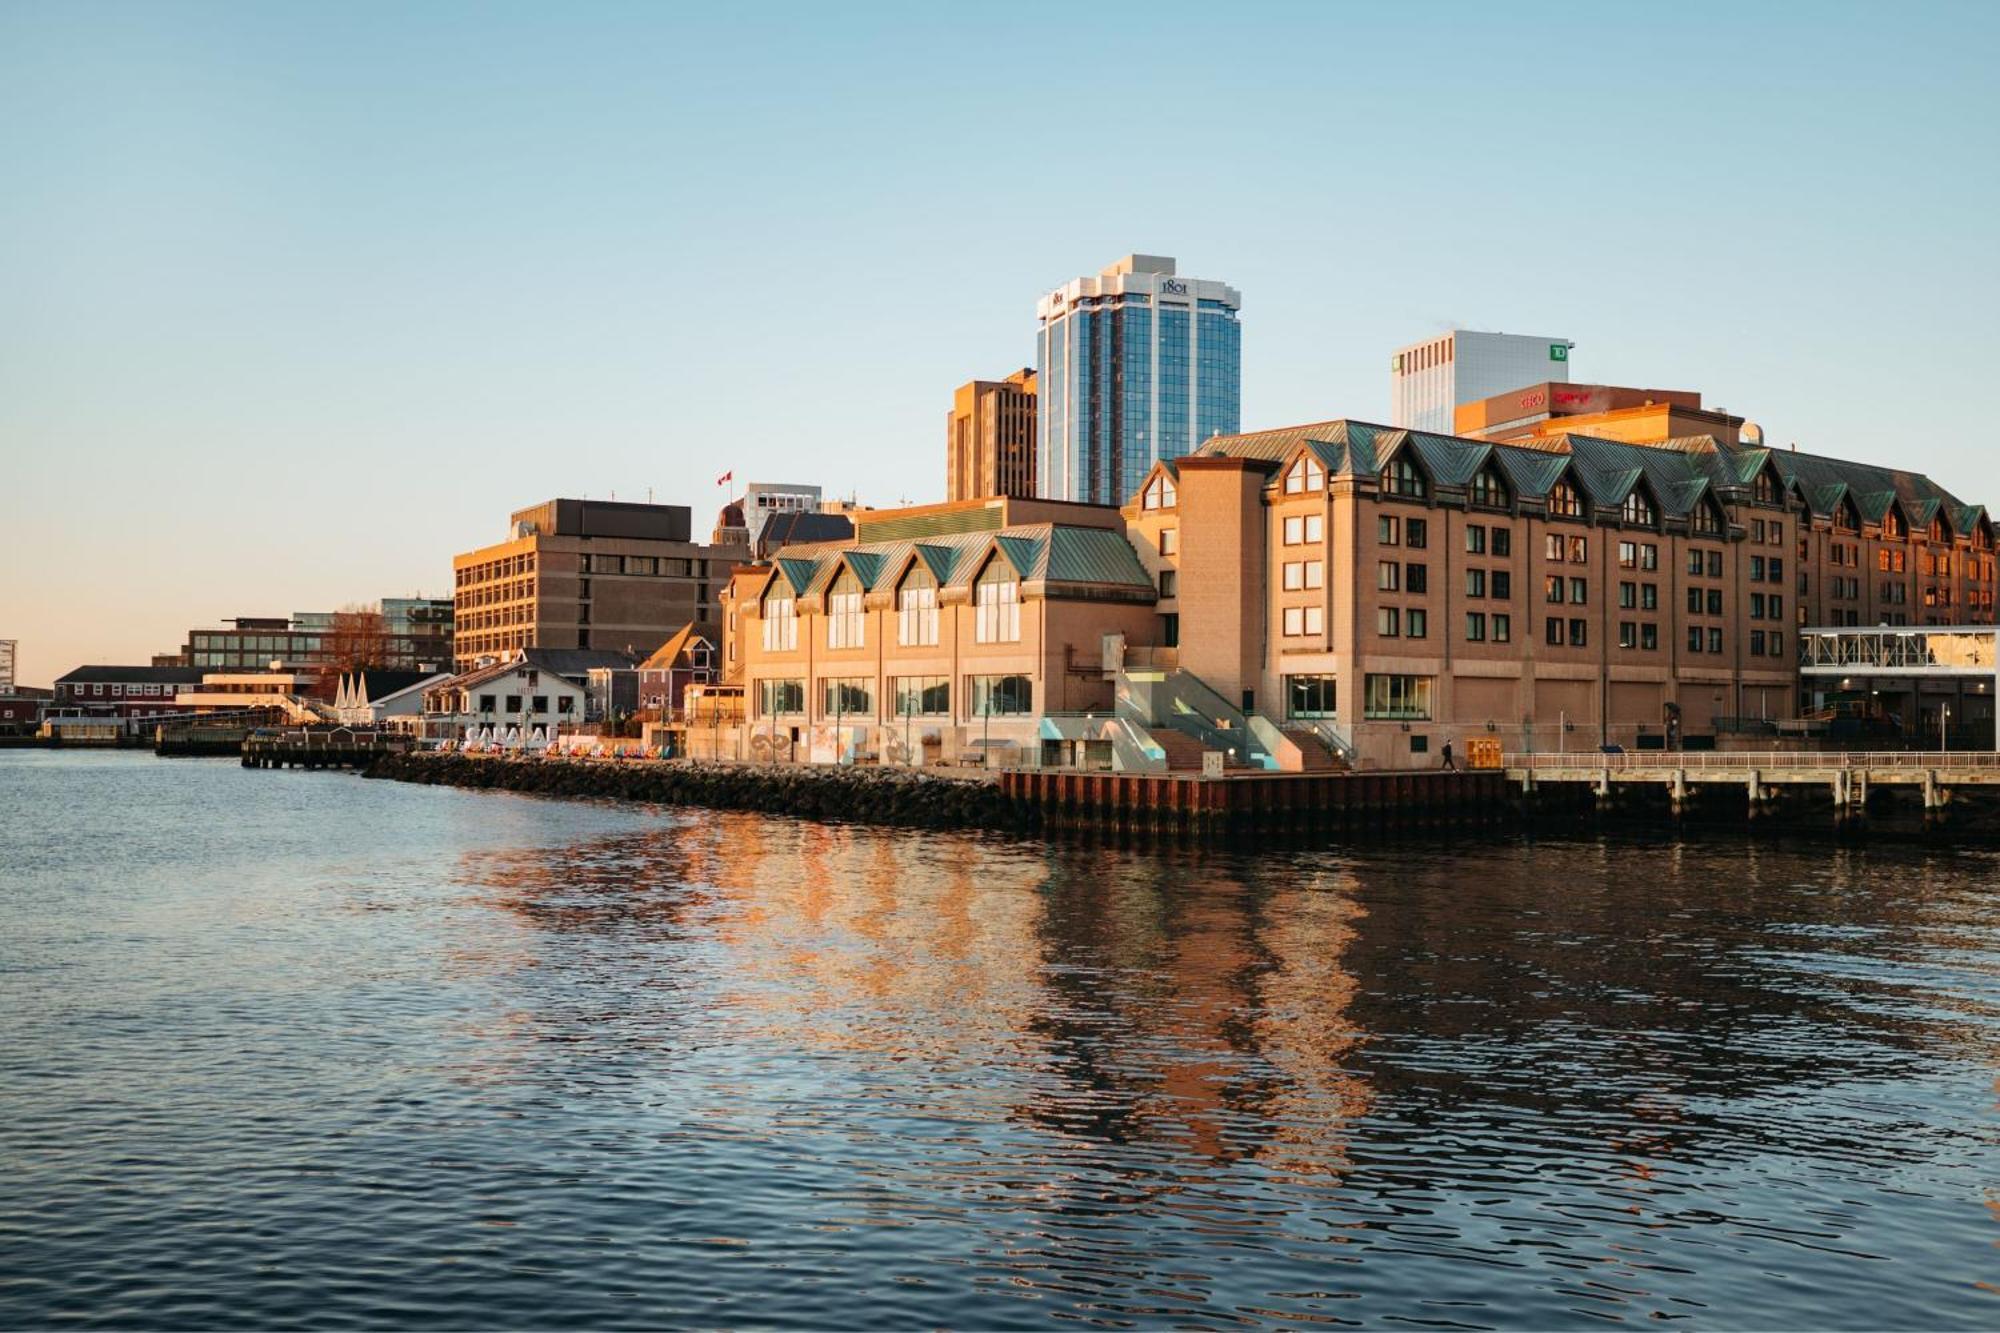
4;1;1997;686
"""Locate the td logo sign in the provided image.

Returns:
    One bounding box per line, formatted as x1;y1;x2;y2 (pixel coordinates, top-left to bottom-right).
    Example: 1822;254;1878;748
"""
1549;344;1569;362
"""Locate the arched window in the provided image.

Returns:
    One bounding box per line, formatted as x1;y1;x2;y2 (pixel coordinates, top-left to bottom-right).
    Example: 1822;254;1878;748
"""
897;564;938;647
827;568;864;649
1549;478;1585;519
1284;454;1324;494
761;582;798;652
1380;455;1427;499
1143;473;1177;510
1621;489;1657;528
1692;499;1723;538
974;559;1020;643
1469;466;1510;508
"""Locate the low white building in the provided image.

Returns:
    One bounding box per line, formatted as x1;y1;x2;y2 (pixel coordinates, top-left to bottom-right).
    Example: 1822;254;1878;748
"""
419;652;586;748
333;669;451;727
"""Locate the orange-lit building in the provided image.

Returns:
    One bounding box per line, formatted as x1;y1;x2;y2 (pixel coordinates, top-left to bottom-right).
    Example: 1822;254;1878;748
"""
947;369;1037;501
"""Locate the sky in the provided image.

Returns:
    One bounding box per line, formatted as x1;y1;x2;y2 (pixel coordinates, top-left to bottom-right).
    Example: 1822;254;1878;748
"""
4;1;1998;687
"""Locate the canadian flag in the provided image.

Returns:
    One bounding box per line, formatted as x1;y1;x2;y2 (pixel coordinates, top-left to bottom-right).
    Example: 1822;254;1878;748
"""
716;470;733;487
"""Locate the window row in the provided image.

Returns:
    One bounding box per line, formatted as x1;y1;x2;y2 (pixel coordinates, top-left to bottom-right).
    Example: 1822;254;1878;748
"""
754;674;1034;719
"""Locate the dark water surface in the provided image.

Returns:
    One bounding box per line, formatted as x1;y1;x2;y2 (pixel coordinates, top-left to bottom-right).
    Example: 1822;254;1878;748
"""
2;751;1996;1330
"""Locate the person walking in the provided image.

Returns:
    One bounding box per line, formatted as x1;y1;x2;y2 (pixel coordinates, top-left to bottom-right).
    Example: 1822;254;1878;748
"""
1440;737;1456;772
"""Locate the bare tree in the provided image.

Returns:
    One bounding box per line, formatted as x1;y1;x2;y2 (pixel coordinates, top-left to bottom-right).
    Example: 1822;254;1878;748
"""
318;602;389;693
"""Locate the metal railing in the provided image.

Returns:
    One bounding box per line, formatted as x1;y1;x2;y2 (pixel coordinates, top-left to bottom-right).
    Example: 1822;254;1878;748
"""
1505;750;2000;773
1799;626;1998;673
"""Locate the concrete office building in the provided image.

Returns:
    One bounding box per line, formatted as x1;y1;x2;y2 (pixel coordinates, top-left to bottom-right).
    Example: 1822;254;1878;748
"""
453;498;749;667
1392;330;1576;433
947;369;1037;501
1037;255;1241;505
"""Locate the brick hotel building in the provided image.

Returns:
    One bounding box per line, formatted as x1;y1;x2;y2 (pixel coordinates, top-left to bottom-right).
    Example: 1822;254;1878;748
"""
719;412;1993;769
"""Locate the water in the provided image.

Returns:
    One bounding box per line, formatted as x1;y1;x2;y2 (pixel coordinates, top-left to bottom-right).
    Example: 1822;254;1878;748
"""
2;751;1996;1330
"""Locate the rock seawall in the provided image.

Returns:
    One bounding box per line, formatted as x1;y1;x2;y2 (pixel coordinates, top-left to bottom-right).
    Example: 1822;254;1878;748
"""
362;753;1029;832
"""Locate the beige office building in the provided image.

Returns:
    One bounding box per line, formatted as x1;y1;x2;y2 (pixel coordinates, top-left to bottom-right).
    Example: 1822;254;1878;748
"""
947;370;1037;501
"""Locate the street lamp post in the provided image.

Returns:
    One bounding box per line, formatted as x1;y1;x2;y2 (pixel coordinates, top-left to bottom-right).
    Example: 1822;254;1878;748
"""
1941;704;1950;756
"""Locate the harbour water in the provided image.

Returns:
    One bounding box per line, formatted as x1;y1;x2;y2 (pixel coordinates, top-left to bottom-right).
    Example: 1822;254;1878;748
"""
2;749;1996;1329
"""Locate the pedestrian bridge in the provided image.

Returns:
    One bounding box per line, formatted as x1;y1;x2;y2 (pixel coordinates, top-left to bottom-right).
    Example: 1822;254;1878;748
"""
1798;626;1997;677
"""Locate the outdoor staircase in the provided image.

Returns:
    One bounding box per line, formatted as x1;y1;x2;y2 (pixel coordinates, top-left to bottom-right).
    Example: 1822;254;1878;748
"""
1150;728;1256;772
1281;726;1349;772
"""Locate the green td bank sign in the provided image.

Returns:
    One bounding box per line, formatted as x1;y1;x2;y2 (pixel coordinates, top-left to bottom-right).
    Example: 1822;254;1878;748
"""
1549;343;1568;362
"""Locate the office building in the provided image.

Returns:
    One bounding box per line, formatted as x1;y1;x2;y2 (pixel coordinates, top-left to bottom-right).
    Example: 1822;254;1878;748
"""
452;498;748;668
1036;255;1241;505
182;599;455;673
1392;330;1575;433
947;369;1037;501
1455;383;1737;443
0;639;14;693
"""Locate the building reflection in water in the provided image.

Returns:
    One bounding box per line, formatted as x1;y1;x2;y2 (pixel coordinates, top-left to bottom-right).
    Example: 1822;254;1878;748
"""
456;814;1375;1185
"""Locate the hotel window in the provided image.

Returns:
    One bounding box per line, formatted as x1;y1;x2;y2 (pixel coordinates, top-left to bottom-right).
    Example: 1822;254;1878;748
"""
1549;479;1585;518
1406;608;1428;639
974;561;1021;643
1569;619;1588;648
1492;571;1512;599
969;674;1032;716
1377;607;1400;637
828;569;865;649
1160;527;1178;555
1284;607;1304;636
761;589;799;652
1754;470;1778;504
1619;542;1638;569
1751;556;1766;582
1750;630;1767;656
1466;612;1486;641
1470;467;1510;508
1708;628;1723;653
1380;456;1428;499
1619;622;1637;649
1285;562;1304;591
1547;535;1568;562
897;566;939;646
1405;563;1427;594
1619;582;1637;609
1545;575;1565;604
1688;627;1705;653
1466;525;1487;555
1770;595;1784;619
1707;589;1723;614
1407;519;1428;549
1378;515;1401;546
1569;536;1588;564
1305;560;1323;589
1284;455;1324;494
1641;544;1658;571
1286;674;1337;719
1568;577;1587;604
1621;491;1657;527
1364;674;1433;721
1284;515;1304;544
1143;474;1177;510
1159;569;1178;598
1688;549;1706;575
1752;519;1767;544
1378;561;1401;592
1304;514;1322;542
1707;550;1723;577
1642;583;1658;610
1466;568;1487;598
1305;605;1323;634
892;676;949;717
821;677;873;719
1492;614;1511;642
1751;593;1766;619
1491;527;1512;557
1770;557;1784;583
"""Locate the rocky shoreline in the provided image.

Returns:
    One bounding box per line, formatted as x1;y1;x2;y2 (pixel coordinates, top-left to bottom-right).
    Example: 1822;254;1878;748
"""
361;752;1031;832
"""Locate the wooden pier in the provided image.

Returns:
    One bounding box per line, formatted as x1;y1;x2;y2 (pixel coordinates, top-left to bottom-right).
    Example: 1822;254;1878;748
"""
1000;768;1506;840
1506;750;2000;832
242;727;412;770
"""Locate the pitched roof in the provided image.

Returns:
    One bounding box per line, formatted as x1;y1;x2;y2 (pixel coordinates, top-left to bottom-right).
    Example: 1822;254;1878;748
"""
56;665;206;685
755;510;854;558
639;622;720;671
344;669;440;702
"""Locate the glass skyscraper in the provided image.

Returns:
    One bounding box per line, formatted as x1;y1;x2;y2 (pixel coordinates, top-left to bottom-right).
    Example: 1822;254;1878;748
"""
1036;255;1241;505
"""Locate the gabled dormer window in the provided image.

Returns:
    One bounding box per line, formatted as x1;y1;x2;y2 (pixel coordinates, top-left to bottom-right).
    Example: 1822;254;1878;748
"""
1692;499;1723;538
1380;455;1427;499
1883;509;1905;539
1549;478;1585;519
1929;517;1947;543
1469;466;1510;508
1621;489;1657;528
1835;499;1858;532
1284;454;1324;494
897;564;939;647
1753;470;1777;504
827;568;864;649
974;559;1021;643
760;582;798;652
1143;473;1177;510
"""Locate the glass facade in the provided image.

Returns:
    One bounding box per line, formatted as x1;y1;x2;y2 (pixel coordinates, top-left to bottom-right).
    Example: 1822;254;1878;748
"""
1038;268;1240;505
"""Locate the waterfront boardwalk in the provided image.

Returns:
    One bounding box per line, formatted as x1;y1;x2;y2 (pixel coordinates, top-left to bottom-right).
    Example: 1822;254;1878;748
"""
1507;749;2000;830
